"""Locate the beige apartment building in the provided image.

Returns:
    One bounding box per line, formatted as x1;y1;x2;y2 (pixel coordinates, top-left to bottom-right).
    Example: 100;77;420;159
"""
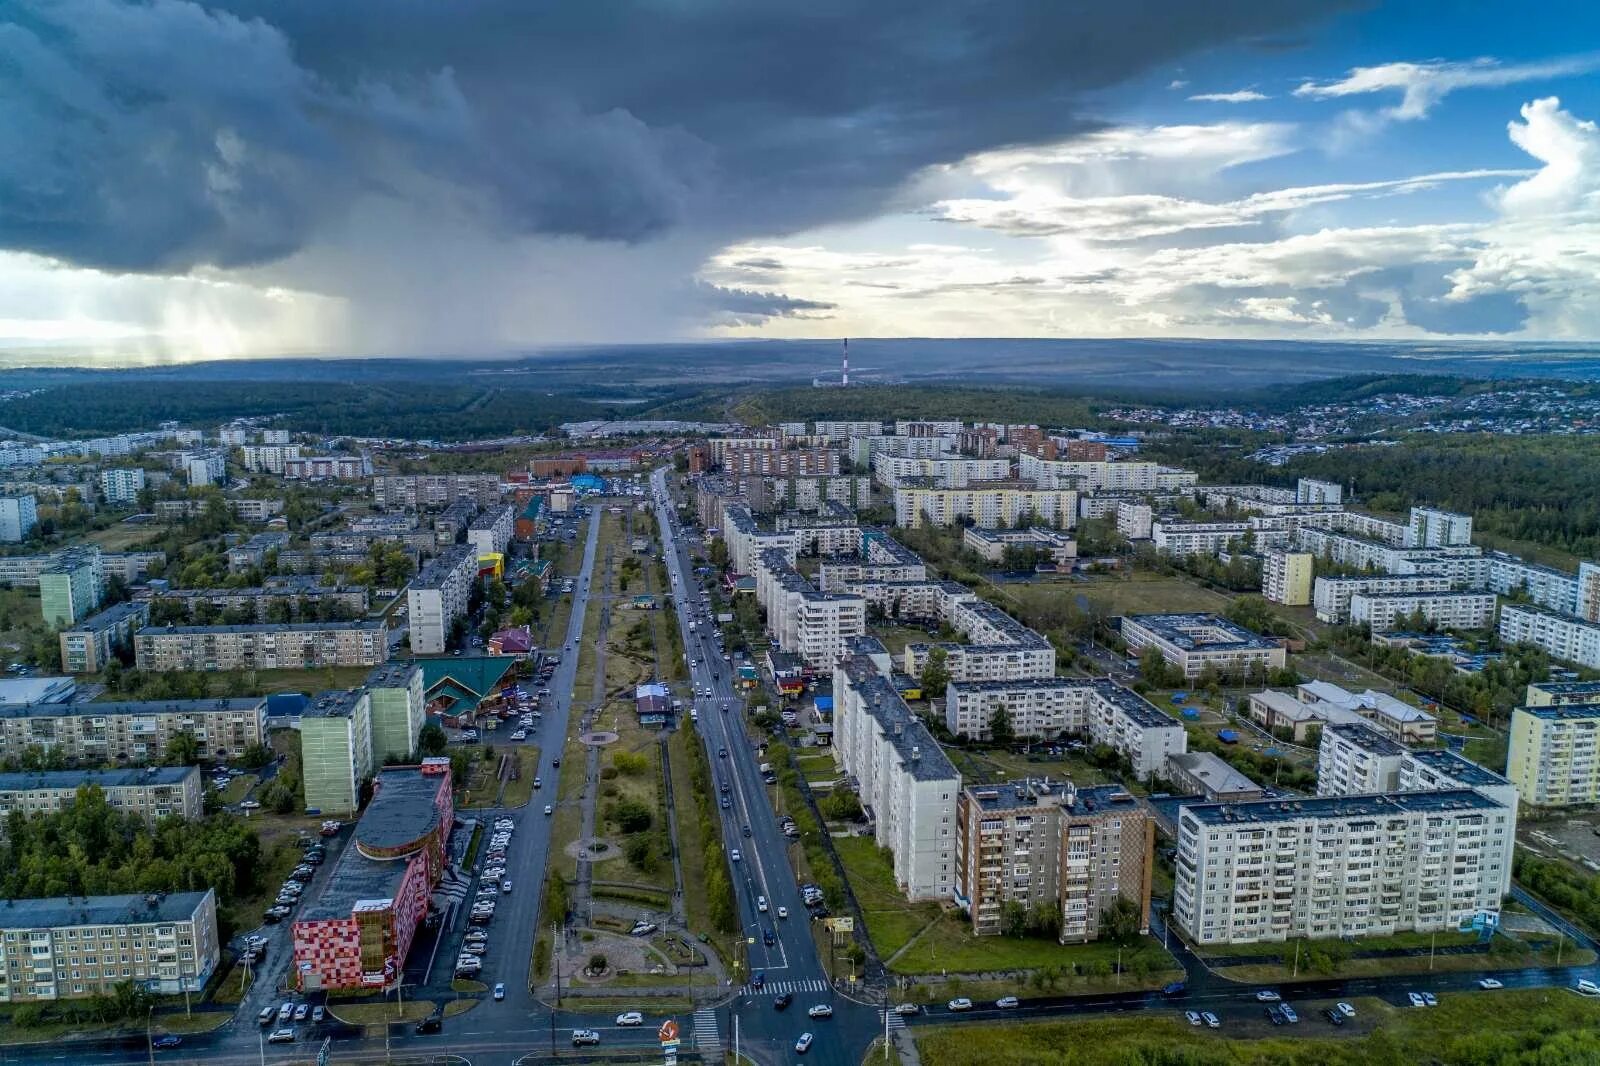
0;698;267;764
0;890;220;1002
0;767;203;830
134;620;388;672
955;780;1152;942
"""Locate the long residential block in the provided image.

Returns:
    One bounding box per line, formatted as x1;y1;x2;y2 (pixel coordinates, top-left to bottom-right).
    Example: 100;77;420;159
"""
134;620;388;672
0;698;266;763
0;766;203;829
1120;613;1286;680
1498;603;1600;669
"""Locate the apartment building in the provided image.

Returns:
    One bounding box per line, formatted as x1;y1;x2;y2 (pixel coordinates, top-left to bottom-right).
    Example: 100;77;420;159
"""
721;504;800;575
229;497;284;523
98;468;145;506
39;547;104;627
1296;478;1343;505
100;550;165;586
1580;561;1600;623
1313;574;1454;624
893;482;1076;529
300;689;373;816
1409;507;1473;548
955;780;1152;942
1316;722;1406;796
813;420;884;441
1498;603;1600;669
407;546;477;655
848;434;949;467
1260;550;1313;606
364;661;426;762
372;473;503;511
1484;551;1579;615
1151;520;1252;557
742;474;872;513
134;620;388;672
720;447;841;477
896;420;964;437
942;678;1188;780
961;526;1077;566
1116;501;1154;541
1524;679;1600;707
240;444;302;474
226;531;289;573
775;509;861;557
871;454;1011;488
833;641;961;902
183;450;226;488
152;584;368;623
1173;790;1512;946
465;504;515;558
1018;454;1172;492
1165;752;1265;802
1399;750;1518;891
1506;703;1600;807
282;455;371;480
1120;613;1286;680
1349;590;1498;632
58;600;149;674
0;698;267;763
0;495;39;542
751;549;866;669
0;766;203;829
904;598;1056;685
0;889;220;1002
293;761;453;991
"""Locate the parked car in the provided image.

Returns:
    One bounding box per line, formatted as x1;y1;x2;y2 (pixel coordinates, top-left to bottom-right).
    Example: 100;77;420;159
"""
1323;1008;1345;1026
1202;1012;1220;1029
267;1029;296;1045
1280;1004;1298;1024
293;1004;309;1022
1265;1007;1285;1026
1421;992;1437;1007
311;1006;325;1024
948;998;973;1012
1185;1011;1201;1026
1407;992;1426;1008
1578;979;1600;996
616;1011;644;1026
1336;1002;1355;1018
277;1002;294;1022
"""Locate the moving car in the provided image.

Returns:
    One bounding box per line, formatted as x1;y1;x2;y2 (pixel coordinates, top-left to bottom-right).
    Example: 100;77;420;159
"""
544;805;554;815
774;992;792;1011
571;1029;601;1046
267;1029;296;1044
894;1003;920;1015
415;1013;442;1034
777;906;789;919
494;983;505;1001
730;848;741;862
1578;979;1600;996
152;1035;182;1050
795;1033;814;1055
808;1004;833;1019
257;1006;275;1026
996;996;1019;1009
1255;990;1281;1003
616;1011;644;1026
1478;978;1504;990
948;998;973;1012
757;895;768;912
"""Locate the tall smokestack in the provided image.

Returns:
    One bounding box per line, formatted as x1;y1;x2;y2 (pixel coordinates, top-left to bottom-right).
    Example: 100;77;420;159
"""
842;337;849;387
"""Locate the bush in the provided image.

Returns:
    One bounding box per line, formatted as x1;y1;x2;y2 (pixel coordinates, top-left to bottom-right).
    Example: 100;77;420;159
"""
624;834;659;873
611;751;650;776
599;766;619;780
606;798;653;834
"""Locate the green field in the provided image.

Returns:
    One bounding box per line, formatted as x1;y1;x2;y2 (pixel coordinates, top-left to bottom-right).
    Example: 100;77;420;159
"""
910;989;1600;1066
832;835;942;961
892;911;1180;980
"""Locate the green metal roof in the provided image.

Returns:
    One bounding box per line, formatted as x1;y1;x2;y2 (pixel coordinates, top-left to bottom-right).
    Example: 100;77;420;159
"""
418;655;518;703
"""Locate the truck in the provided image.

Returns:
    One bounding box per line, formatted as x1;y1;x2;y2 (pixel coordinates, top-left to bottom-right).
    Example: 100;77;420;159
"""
758;763;772;775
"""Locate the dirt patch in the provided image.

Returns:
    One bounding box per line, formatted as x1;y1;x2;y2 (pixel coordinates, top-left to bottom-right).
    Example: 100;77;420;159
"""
582;731;620;746
565;837;623;862
555;928;678;986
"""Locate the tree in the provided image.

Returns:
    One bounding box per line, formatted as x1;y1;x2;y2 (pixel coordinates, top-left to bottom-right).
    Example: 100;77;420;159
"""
239;743;272;769
1100;895;1143;945
417;723;448;757
163;731;201;767
989;704;1015;747
920;646;950;699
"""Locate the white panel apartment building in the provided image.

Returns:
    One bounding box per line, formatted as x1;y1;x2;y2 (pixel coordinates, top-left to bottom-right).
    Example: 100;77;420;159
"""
942;677;1187;780
1173;790;1512;946
1484;552;1580;615
406;545;477;655
1151;521;1252;557
752;549;866;670
833;642;961;902
1316;723;1407;796
465;504;515;557
893;484;1077;529
98;468;145;506
240;444;303;474
1349;590;1498;631
0;495;39;542
722;504;799;574
871;454;1012;488
903;598;1056;684
1313;574;1454;624
1499;603;1600;669
1018;454;1177;492
1409;507;1473;548
1296;478;1343;505
1120;614;1287;679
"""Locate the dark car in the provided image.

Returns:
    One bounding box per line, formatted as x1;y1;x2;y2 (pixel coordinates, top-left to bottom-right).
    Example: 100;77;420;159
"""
774;992;793;1011
152;1036;182;1050
1265;1007;1285;1026
763;928;775;946
1323;1008;1345;1026
415;1013;443;1035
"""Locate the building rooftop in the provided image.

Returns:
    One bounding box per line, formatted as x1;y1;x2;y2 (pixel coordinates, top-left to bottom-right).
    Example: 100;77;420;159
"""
0;697;264;721
0;766;197;792
1123;613;1279;652
1326;721;1407;756
0;676;77;706
365;661;421;690
1405;748;1509;787
1516;703;1600;722
1167;752;1261;797
1182;788;1500;827
965;780;1135;816
66;600;149;634
0;889;212;930
301;766;449;922
411;546;475;589
1299;681;1435;724
138;619;384;636
303;688;365;720
840;655;958;783
1526;679;1600;699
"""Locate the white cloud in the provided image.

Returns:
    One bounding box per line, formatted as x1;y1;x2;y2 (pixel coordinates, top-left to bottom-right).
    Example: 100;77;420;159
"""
931;170;1524;241
1188;89;1270;103
960;121;1296;178
1294;52;1600;121
1168;79;1190;91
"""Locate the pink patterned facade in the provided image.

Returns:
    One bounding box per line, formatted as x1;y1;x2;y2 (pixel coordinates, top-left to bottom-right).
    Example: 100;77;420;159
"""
292;759;454;991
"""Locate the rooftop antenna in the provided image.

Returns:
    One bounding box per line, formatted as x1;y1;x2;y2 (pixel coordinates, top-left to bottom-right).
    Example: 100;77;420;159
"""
841;337;849;387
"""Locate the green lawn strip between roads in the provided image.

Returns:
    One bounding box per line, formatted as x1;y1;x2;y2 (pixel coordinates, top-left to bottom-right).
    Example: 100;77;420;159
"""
832;835;941;961
909;989;1600;1066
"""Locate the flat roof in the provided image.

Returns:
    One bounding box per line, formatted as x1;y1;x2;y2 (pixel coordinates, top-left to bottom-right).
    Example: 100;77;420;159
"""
0;766;197;792
0;890;212;930
301;768;447;922
139;620;384;635
1326;721;1406;756
1123;613;1278;651
839;655;957;782
1516;704;1600;722
0;697;264;722
365;661;421;690
303;689;365;720
1182;788;1500;828
1405;748;1508;787
966;781;1136;815
67;600;149;633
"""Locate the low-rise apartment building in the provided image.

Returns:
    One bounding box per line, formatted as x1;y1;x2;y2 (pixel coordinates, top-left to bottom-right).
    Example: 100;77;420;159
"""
961;526;1077;566
407;546;477;655
955;780;1152;942
0;889;220;1002
1498;603;1600;669
226;531;289;573
0;697;266;764
58;600;149;674
833;641;960;902
893;482;1077;529
904;598;1056;685
1349;590;1498;632
292;761;453;991
1120;613;1286;680
0;766;203;829
134;620;388;672
1164;752;1264;802
1312;574;1454;624
1173;790;1512;946
1506;702;1600;807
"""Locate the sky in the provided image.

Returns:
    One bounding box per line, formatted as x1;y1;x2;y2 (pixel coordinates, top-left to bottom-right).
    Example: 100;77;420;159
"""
3;0;1600;362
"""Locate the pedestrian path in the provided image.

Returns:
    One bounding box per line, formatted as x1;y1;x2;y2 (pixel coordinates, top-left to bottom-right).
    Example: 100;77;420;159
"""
740;976;831;997
881;1008;906;1033
691;1008;722;1057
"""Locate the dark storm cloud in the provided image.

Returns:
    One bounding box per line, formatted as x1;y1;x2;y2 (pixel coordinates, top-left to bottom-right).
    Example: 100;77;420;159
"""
0;0;1354;274
697;282;836;327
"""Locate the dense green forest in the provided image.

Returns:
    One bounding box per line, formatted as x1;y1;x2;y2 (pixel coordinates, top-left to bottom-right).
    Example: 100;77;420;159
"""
0;380;703;440
1152;433;1600;561
733;384;1107;429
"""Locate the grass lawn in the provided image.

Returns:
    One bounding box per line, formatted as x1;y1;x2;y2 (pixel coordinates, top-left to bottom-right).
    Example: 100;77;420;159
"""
500;745;542;808
832;836;941;961
941;745;1116;789
911;989;1600;1066
593;708;676;890
548;731;589;881
1195;929;1479;959
1074;572;1232;619
328;1000;435;1025
84;522;171;551
874;624;938;658
154;1011;232;1035
893;911;1180;980
218;772;259;806
666;727;740;970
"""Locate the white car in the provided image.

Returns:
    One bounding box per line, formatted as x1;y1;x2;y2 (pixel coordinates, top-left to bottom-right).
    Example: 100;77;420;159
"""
1255;990;1281;1003
730;848;741;862
1185;1011;1202;1026
544;805;554;815
756;895;768;913
776;906;789;919
615;1011;644;1026
1407;992;1426;1008
510;730;527;741
1336;1001;1356;1017
1478;978;1503;990
807;1004;833;1019
947;998;972;1012
240;799;261;810
1579;979;1600;996
995;996;1019;1009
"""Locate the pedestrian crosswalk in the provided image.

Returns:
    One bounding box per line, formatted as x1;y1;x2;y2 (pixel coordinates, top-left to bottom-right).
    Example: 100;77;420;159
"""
741;977;830;997
691;1008;721;1057
882;1009;906;1032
